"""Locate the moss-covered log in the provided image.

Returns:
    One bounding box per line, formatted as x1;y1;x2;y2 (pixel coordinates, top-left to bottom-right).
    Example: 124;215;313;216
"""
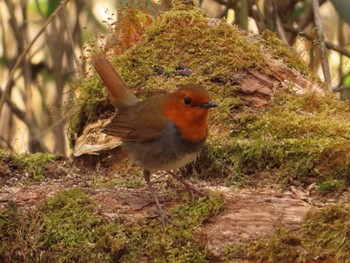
71;2;347;194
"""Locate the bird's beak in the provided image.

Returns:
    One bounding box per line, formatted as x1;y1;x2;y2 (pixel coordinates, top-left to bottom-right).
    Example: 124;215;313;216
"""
200;101;219;108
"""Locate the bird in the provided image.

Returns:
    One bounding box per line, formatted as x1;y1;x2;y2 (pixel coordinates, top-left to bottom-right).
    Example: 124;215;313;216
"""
94;54;218;225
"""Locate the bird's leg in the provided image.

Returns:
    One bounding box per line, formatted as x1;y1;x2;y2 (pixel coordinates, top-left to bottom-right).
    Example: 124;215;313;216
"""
167;171;207;199
143;170;177;226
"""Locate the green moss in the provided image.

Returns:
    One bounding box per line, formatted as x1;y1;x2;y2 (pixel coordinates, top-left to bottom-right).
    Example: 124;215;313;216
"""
93;176;144;189
260;31;311;76
0;188;127;262
113;8;265;91
121;192;224;262
303;203;350;261
226;228;302;262
68;3;347;195
318;179;347;194
0;188;224;262
0;149;56;180
193;91;350;193
68;76;111;148
225;203;350;262
69;3;310;145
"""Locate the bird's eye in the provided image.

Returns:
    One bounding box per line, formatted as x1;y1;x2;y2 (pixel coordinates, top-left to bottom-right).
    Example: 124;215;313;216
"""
184;97;192;105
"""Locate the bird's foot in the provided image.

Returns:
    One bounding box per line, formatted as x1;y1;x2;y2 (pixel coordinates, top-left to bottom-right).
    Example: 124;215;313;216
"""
167;171;208;200
144;170;179;228
156;206;179;228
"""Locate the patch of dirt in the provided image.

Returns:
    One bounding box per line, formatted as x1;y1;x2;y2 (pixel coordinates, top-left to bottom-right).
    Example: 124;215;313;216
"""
194;185;312;259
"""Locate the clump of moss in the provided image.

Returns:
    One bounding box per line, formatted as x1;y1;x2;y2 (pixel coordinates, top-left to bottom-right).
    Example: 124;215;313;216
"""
68;77;112;148
0;188;127;262
113;7;265;90
121;192;224;262
194;91;350;192
225;203;350;262
260;31;311;76
0;149;56;180
0;188;224;262
225;228;302;262
303;203;350;260
70;3;305;145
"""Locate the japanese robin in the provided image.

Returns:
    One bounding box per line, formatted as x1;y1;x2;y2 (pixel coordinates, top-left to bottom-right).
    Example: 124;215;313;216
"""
94;54;218;225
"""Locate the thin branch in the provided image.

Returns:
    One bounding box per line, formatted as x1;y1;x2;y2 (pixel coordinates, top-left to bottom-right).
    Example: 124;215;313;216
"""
4;0;23;49
338;18;344;75
62;4;82;70
0;85;31;127
236;0;248;30
323;37;350;59
31;115;69;141
312;0;331;84
0;88;49;152
275;14;288;44
284;27;350;59
298;0;327;31
248;0;266;32
0;6;8;59
0;135;14;151
0;0;71;117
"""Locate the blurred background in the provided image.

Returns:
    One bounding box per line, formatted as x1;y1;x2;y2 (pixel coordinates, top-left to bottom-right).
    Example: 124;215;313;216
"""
0;0;349;155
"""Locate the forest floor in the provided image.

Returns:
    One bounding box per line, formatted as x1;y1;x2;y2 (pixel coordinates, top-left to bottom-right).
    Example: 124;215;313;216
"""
1;150;348;262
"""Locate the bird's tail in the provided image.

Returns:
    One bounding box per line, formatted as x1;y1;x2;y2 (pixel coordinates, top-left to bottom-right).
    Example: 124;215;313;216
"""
94;54;139;110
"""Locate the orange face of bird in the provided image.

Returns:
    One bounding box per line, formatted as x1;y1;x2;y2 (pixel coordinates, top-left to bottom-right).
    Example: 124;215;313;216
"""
163;84;218;143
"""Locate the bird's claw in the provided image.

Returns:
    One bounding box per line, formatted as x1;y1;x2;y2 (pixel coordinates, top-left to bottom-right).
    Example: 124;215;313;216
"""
167;171;208;199
159;210;179;228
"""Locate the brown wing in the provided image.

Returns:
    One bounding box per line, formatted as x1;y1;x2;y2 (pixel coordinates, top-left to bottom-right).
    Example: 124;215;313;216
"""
103;96;168;142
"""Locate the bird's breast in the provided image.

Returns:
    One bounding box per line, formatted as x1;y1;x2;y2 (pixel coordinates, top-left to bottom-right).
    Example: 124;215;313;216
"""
122;121;205;171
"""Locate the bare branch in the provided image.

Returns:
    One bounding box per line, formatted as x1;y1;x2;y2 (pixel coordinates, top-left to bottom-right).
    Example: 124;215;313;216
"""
0;85;31;128
31;115;70;141
284;26;350;59
3;0;23;49
312;0;331;84
275;14;288;44
298;0;327;31
62;4;82;71
248;0;266;32
0;8;8;59
337;18;344;88
0;0;71;117
0;134;14;151
236;0;248;30
0;85;49;153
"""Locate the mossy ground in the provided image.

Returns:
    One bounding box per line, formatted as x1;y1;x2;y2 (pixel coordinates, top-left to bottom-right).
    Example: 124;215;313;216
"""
0;188;127;262
56;1;350;261
0;187;224;262
225;203;350;262
0;149;56;180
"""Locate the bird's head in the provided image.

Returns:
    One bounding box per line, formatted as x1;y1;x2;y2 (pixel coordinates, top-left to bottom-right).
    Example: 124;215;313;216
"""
163;84;218;143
